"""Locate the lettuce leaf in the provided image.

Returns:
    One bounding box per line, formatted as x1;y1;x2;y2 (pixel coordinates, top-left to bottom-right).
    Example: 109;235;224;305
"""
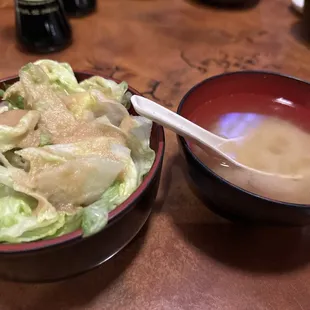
0;110;40;152
0;163;83;243
82;203;108;237
89;89;129;125
16;137;131;208
34;59;84;94
2;82;25;110
19;64;83;143
65;88;129;125
36;157;124;207
0;171;57;242
64;92;97;121
80;76;128;103
120;116;155;182
82;158;138;236
51;209;83;237
81;116;155;237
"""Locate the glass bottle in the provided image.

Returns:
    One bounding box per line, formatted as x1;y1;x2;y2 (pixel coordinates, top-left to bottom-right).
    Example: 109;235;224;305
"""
15;0;72;54
302;0;310;41
62;0;96;17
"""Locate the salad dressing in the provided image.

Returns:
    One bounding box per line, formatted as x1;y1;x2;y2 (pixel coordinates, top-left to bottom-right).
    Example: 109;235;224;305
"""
0;110;28;127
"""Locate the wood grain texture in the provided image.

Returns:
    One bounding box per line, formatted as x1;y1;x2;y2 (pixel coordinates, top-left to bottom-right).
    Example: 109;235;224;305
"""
1;0;310;309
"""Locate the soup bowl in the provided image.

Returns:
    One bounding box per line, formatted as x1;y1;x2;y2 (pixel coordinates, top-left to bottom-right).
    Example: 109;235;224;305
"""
0;72;165;283
177;71;310;226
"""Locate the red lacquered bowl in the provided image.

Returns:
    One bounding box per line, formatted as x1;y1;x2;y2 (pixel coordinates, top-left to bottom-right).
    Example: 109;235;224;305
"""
0;72;165;282
177;71;310;226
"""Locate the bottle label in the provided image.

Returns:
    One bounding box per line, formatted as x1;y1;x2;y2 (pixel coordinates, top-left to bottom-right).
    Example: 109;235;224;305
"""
17;0;60;15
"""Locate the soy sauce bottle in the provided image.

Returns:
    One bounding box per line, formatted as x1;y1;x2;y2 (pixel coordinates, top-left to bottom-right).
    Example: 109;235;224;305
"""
199;0;255;8
63;0;96;17
302;0;310;41
15;0;72;54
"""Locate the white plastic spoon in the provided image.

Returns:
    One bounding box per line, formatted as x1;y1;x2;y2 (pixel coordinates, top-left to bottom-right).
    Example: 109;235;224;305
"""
131;95;302;180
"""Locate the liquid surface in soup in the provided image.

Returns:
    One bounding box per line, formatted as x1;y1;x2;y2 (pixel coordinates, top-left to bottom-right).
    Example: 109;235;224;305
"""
189;93;310;204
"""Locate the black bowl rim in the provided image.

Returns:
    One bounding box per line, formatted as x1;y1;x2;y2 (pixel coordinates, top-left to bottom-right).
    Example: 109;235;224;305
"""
177;70;310;209
0;71;165;253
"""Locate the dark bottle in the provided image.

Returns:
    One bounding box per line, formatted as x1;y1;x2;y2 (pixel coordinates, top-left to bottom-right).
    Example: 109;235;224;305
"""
200;0;255;7
15;0;72;54
62;0;96;17
302;0;310;41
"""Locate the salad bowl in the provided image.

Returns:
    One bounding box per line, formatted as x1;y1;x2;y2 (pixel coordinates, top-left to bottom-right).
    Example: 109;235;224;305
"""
0;71;165;283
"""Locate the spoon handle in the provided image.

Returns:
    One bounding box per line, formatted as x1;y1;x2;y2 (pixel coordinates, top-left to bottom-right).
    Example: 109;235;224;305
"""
130;95;224;149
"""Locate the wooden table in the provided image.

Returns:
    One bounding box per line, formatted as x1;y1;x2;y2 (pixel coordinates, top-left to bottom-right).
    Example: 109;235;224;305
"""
1;0;310;309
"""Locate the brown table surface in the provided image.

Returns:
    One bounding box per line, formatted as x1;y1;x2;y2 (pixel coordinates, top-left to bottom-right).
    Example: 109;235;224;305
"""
1;0;310;309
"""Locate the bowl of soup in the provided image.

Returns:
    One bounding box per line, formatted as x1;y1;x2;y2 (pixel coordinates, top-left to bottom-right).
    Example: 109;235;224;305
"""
177;71;310;226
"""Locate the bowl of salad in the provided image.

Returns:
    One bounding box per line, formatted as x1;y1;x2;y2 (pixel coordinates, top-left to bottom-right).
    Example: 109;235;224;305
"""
0;60;165;282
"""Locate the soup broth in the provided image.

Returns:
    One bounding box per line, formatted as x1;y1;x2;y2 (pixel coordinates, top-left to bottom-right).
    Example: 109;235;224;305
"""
189;94;310;204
